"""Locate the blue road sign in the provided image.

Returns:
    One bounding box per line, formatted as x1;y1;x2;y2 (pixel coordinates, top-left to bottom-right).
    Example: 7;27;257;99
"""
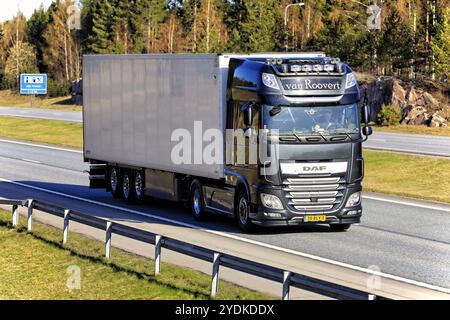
20;74;47;95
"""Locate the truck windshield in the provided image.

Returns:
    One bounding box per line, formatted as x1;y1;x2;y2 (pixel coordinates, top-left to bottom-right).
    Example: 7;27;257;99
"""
262;103;360;136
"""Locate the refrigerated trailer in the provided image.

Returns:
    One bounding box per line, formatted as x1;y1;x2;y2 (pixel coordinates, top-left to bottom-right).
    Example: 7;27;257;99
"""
83;53;373;232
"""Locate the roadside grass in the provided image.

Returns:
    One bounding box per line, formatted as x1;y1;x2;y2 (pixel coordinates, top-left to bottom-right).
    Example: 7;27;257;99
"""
0;116;82;149
0;90;81;111
363;150;450;203
374;125;450;137
0;209;270;300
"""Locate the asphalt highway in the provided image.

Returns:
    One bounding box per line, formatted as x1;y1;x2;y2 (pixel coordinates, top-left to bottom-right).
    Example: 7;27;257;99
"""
1;107;448;156
0;139;449;294
366;131;450;157
0;106;82;122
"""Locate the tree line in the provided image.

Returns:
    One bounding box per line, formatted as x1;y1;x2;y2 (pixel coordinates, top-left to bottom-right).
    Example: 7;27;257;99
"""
0;0;448;96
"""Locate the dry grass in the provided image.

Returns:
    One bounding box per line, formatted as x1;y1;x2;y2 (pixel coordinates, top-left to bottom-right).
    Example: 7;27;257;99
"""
374;125;450;137
0;209;270;300
0;116;83;149
364;150;450;203
0;90;81;111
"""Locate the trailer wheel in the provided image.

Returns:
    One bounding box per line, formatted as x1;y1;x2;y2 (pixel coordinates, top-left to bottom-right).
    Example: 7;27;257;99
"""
109;166;122;199
190;180;207;221
235;188;253;232
133;170;145;204
329;224;351;232
122;170;136;204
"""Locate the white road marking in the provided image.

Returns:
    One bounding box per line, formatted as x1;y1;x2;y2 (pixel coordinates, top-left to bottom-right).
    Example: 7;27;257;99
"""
0;114;81;122
20;158;42;164
363;195;450;213
0;176;449;295
364;146;450;157
0;139;82;154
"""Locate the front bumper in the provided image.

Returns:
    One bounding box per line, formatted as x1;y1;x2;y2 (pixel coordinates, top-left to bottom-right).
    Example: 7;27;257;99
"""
250;184;362;227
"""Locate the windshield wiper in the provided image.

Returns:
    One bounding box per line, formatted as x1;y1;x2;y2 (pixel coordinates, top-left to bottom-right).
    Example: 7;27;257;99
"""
294;130;328;142
331;130;354;141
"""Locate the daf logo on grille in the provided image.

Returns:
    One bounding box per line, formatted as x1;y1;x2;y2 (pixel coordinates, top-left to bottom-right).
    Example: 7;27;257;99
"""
303;166;327;172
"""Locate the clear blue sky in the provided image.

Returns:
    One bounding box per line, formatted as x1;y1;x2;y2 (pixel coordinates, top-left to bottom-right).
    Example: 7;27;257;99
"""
1;0;54;23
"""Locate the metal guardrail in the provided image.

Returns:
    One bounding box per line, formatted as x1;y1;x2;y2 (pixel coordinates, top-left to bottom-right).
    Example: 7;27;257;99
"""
0;198;387;300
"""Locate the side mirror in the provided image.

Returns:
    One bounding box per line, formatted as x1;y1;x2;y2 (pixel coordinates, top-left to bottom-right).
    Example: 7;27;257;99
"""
361;105;371;125
362;126;373;136
243;104;253;127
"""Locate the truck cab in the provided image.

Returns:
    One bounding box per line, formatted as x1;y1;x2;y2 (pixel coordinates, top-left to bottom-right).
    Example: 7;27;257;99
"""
223;53;372;231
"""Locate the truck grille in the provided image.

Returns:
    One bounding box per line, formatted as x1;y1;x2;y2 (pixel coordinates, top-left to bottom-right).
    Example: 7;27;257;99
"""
283;176;345;212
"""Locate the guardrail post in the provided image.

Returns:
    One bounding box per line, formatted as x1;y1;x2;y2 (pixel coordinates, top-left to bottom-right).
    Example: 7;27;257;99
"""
105;221;112;259
63;209;70;244
154;235;162;276
12;205;18;227
282;271;292;300
27;199;34;231
210;253;221;298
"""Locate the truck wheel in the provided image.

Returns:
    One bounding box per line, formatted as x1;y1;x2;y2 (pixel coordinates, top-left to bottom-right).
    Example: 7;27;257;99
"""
190;181;207;221
329;224;351;232
122;171;136;204
109;167;122;199
133;170;145;204
235;188;253;232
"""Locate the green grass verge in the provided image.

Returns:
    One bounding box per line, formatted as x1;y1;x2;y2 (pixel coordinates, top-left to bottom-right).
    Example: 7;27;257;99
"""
363;150;450;203
0;90;81;111
374;125;450;137
0;116;83;149
0;209;270;300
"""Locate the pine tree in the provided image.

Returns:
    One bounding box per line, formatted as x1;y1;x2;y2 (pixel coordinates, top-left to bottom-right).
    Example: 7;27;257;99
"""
239;0;279;52
87;0;114;53
378;9;414;75
26;5;49;72
431;6;450;81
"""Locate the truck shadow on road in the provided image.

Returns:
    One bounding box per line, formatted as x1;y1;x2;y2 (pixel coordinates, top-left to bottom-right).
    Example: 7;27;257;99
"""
0;181;341;236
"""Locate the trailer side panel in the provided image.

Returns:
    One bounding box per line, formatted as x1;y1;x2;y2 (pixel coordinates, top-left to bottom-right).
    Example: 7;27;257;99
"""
83;54;224;179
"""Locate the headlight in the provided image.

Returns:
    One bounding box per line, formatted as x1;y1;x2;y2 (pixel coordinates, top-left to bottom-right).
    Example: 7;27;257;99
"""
262;73;280;90
346;72;357;89
345;192;361;207
260;193;284;210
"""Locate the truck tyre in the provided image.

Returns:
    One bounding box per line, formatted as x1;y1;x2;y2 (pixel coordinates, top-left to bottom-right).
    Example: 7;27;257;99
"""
122;170;136;204
329;224;351;232
235;188;253;232
109;166;122;199
190;180;207;221
133;170;145;204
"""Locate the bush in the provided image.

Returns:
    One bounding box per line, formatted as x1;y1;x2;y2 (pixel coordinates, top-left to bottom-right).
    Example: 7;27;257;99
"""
377;104;402;126
47;79;71;97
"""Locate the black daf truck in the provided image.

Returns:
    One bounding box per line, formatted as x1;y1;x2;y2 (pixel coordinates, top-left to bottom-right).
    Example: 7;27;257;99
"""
84;53;372;232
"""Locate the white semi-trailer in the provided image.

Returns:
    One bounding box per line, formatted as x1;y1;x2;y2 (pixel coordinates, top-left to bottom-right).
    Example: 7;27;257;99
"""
83;53;372;232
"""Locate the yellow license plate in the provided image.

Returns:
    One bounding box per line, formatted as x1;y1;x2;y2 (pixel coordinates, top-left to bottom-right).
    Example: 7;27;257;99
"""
304;215;327;222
